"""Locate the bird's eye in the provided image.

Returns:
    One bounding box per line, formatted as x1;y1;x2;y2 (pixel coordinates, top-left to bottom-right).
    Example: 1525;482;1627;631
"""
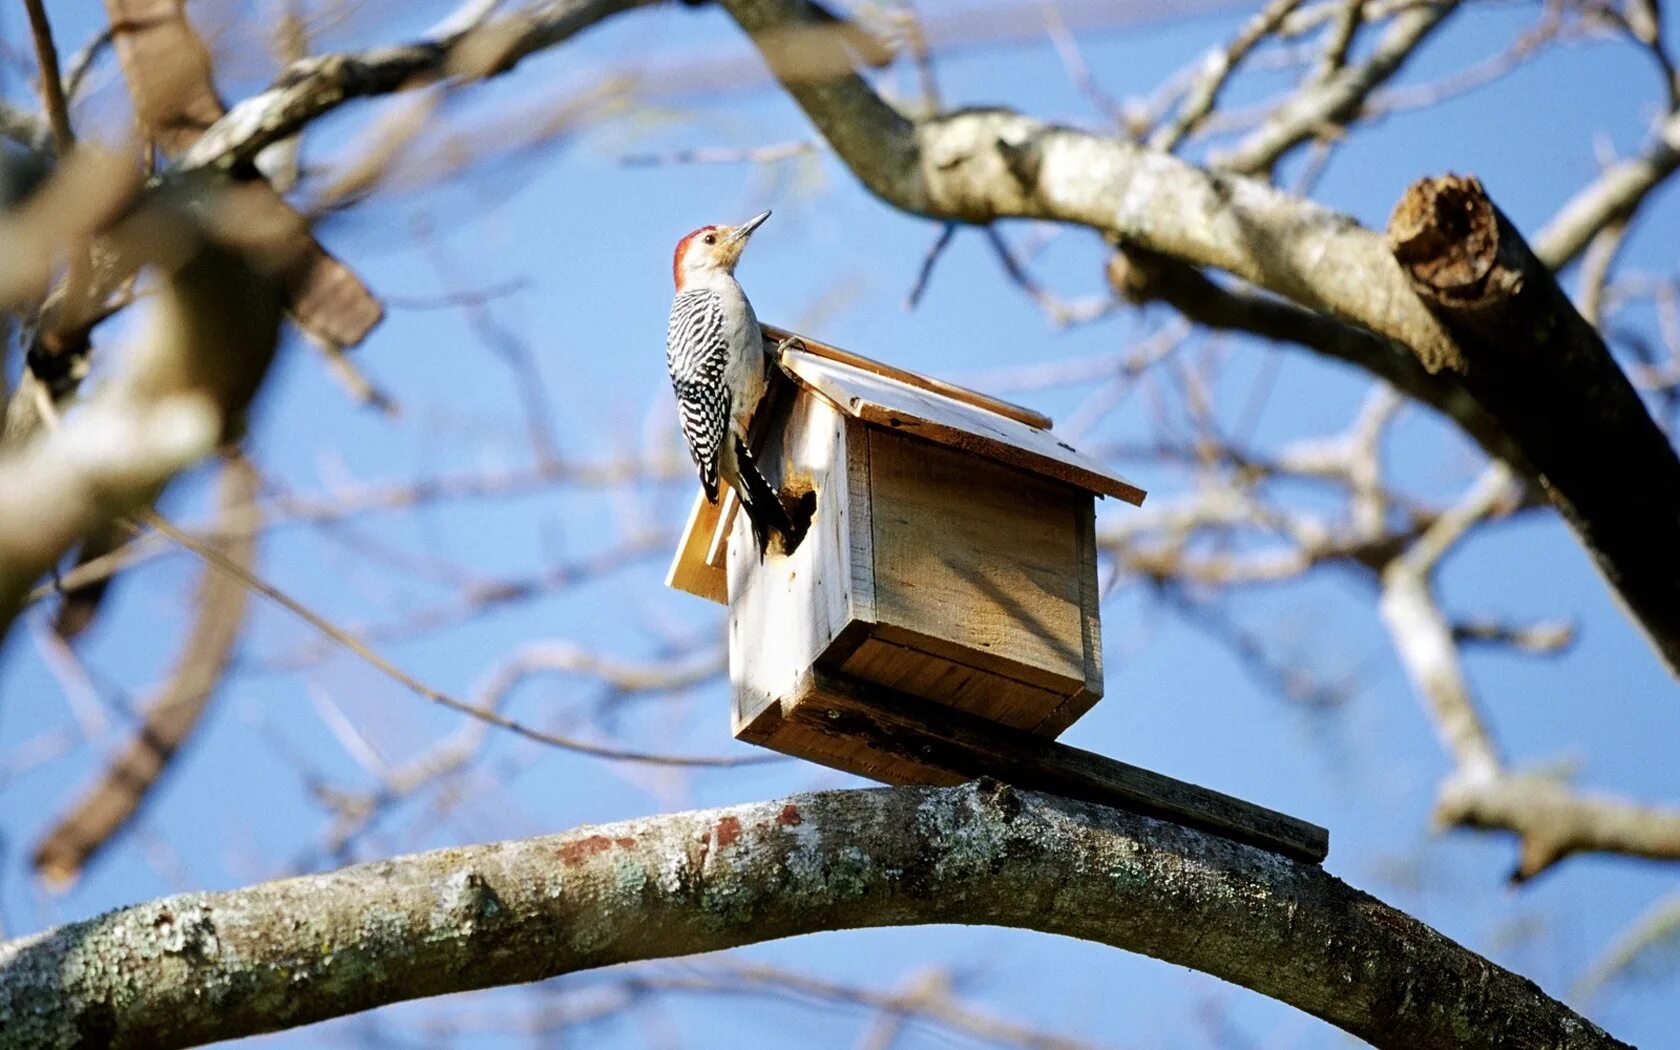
703;233;717;245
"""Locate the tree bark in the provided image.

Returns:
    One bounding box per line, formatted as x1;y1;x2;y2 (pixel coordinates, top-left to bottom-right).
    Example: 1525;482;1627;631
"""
0;784;1628;1049
1388;174;1680;675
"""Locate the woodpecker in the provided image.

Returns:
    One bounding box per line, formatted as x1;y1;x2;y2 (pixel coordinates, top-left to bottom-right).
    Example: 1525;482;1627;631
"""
667;210;795;559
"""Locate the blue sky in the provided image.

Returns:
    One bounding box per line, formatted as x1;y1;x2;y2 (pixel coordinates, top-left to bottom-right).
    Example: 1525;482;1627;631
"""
3;0;1679;1046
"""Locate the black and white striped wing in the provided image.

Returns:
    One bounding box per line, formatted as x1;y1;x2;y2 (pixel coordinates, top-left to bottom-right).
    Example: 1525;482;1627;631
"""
667;289;731;504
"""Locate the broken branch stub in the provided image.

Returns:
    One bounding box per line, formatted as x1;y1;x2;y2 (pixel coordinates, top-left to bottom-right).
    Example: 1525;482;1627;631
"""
1389;173;1514;318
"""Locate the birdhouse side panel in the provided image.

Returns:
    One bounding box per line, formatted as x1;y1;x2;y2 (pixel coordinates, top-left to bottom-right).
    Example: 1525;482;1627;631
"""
856;428;1100;731
727;388;874;738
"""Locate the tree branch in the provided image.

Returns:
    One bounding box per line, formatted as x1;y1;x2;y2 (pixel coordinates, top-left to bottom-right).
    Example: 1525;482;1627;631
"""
725;0;1466;370
1215;0;1462;174
1104;245;1524;468
175;0;660;176
1437;771;1680;882
0;185;291;634
1388;173;1680;676
0;784;1628;1049
1534;108;1680;270
100;0;382;354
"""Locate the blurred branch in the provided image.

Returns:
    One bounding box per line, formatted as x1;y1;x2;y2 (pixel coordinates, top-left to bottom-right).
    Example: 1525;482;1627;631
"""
308;641;724;860
1575;888;1680;1002
21;0;75;153
1214;0;1462;174
1149;0;1306;152
1437;772;1680;882
0;184;292;637
137;509;765;768
1534;109;1680;269
1311;0;1365;84
101;0;383;356
1379;464;1515;778
0;784;1629;1049
32;453;260;890
1374;460;1680;879
623;962;1097;1050
1104;245;1524;469
176;0;662;177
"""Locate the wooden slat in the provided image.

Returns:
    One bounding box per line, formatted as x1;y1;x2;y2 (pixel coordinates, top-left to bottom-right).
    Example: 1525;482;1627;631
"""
762;324;1052;430
768;670;1329;864
837;634;1070;731
664;491;727;604
781;347;1147;506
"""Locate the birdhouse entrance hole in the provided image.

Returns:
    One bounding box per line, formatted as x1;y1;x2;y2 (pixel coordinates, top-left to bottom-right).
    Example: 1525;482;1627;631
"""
667;327;1329;864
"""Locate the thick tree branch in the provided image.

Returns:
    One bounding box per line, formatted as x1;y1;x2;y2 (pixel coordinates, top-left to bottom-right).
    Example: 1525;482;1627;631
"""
1389;174;1680;676
721;0;1464;371
0;186;291;634
0;784;1627;1049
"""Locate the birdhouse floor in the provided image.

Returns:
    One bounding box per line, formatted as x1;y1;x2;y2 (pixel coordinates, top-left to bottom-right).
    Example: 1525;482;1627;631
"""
737;670;1329;865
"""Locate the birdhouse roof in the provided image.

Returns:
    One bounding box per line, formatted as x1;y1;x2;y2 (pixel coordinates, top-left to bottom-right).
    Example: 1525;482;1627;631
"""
666;327;1147;603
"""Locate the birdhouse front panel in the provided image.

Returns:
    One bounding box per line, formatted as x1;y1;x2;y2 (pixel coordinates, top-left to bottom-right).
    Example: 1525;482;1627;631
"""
832;427;1102;734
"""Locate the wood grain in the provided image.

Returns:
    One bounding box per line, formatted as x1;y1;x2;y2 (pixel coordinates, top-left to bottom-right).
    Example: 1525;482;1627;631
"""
665;491;727;603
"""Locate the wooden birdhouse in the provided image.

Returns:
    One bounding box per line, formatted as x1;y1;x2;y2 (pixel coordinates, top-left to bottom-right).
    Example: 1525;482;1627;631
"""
668;326;1328;864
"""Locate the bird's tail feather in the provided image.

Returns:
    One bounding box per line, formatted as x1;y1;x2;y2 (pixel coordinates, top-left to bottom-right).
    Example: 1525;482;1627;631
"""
734;437;795;561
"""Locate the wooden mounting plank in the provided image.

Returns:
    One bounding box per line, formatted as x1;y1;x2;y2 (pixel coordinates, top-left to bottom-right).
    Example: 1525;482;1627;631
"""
761;324;1052;430
775;670;1329;864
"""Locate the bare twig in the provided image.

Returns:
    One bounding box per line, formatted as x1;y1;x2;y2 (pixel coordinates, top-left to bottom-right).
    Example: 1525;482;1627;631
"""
1150;0;1306;152
904;223;957;309
134;510;768;768
1535;109;1680;269
21;0;74;153
1215;0;1462;174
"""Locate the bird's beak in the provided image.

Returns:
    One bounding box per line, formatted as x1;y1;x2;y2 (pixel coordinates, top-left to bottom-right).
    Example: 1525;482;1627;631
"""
729;210;771;243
